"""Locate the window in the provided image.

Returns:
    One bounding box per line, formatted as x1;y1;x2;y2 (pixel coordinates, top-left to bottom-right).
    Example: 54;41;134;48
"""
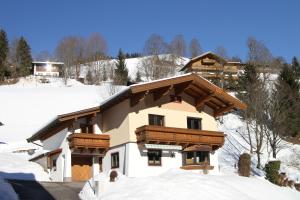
183;151;209;165
170;95;182;103
111;152;119;169
187;117;202;130
149;114;164;126
52;159;57;171
148;150;162;166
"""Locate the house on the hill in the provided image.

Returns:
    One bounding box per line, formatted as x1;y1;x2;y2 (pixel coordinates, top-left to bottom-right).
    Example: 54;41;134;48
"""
32;61;64;77
27;73;246;182
180;52;243;85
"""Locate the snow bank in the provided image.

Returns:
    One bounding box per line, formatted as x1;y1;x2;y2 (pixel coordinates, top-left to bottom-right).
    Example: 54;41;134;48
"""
3;76;84;88
0;152;49;181
79;170;125;200
80;169;300;200
0;177;18;200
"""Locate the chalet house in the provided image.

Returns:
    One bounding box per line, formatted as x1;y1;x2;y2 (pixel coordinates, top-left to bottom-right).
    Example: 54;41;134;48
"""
180;52;242;84
32;61;64;77
27;73;246;182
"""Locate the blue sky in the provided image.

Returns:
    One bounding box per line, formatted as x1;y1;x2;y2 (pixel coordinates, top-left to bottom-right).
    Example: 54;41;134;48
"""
1;0;299;61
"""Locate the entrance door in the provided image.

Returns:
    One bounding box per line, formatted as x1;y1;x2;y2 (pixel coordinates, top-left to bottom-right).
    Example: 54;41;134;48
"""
71;155;92;181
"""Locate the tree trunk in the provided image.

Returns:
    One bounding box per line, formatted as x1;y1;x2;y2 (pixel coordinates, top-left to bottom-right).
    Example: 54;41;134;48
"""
256;152;261;169
272;145;277;159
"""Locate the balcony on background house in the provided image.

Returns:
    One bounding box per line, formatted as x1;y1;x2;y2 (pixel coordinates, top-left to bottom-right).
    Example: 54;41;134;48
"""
135;125;225;150
68;133;110;150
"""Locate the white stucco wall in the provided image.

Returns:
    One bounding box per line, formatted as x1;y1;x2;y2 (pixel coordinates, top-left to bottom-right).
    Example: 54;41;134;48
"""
102;143;220;177
102;144;127;175
126;143;182;177
43;128;68;151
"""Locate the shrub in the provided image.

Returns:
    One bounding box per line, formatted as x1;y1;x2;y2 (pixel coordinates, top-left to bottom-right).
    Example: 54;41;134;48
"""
238;153;251;177
264;160;281;184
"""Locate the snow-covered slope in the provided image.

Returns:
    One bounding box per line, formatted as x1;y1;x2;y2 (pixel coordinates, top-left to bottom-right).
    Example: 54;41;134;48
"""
0;77;125;143
218;113;300;182
79;54;190;80
79;169;300;200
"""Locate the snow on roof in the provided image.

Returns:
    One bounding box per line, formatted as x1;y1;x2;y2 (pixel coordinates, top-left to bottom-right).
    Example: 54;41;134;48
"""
32;61;64;65
0;81;126;143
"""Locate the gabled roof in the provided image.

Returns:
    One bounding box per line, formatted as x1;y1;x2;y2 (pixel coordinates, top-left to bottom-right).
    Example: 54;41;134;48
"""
27;106;100;142
180;51;230;72
100;73;246;112
27;73;246;142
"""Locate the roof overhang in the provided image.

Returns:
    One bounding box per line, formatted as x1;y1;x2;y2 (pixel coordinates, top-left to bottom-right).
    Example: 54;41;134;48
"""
100;73;246;116
27;106;100;142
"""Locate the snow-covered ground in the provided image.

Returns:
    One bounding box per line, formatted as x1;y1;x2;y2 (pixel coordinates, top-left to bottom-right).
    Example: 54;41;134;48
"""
79;169;300;200
218;113;300;182
0;152;49;181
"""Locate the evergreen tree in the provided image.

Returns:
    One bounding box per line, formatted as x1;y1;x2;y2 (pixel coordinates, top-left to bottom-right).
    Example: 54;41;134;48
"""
275;63;300;137
0;29;9;81
114;49;128;85
292;56;300;78
16;37;32;77
135;70;142;82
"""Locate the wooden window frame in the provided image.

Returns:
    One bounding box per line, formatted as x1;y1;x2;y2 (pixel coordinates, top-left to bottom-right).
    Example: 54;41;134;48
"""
52;158;57;171
147;149;162;166
187;117;202;130
148;114;165;126
111;152;119;169
183;151;210;166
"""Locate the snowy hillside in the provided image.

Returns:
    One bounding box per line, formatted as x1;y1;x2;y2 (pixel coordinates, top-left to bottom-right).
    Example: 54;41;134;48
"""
79;54;190;80
218;113;300;182
0;77;125;143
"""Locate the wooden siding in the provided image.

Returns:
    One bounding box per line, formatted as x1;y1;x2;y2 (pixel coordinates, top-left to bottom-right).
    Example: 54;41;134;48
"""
136;125;225;149
68;133;110;150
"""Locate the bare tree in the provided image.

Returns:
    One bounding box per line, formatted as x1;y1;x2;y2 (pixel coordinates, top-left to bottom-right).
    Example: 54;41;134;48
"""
265;87;291;158
138;55;176;81
143;33;168;55
247;37;273;65
35;50;52;61
55;36;85;83
85;33;107;62
169;34;186;57
189;38;203;57
215;46;228;59
237;63;268;168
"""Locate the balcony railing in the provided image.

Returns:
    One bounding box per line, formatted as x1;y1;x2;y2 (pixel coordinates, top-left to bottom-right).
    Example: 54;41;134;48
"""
136;125;225;149
68;133;110;150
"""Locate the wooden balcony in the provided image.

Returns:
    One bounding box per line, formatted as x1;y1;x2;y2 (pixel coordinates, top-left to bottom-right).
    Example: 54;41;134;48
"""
136;125;225;150
68;133;110;150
